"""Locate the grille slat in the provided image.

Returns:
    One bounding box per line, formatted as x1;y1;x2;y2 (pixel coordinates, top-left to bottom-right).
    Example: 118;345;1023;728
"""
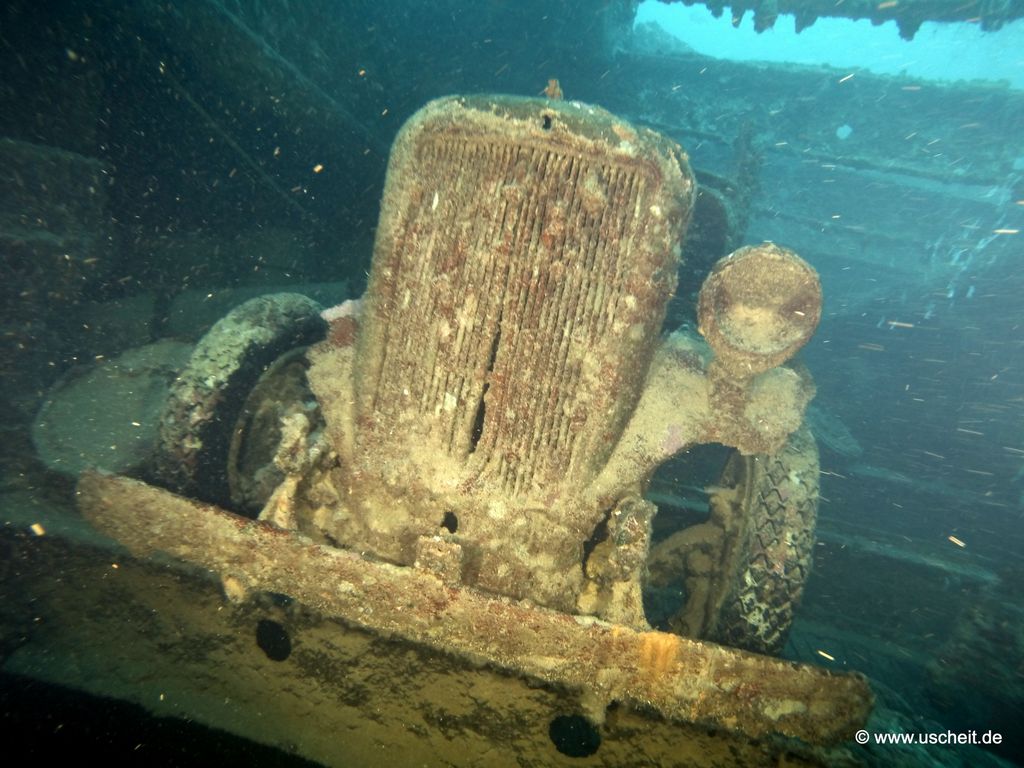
356;98;690;501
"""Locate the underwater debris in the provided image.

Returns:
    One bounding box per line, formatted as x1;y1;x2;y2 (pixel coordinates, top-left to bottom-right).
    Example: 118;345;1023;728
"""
543;77;564;100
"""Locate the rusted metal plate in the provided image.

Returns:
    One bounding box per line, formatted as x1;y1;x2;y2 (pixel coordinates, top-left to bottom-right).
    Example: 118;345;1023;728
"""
78;471;872;746
0;518;837;767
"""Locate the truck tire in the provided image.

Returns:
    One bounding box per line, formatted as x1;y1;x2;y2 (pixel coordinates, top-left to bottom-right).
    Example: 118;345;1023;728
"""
647;423;819;656
152;293;325;513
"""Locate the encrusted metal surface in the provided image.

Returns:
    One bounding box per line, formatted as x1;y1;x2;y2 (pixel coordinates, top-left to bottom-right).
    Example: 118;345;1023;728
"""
68;95;862;760
309;95;697;614
78;470;874;746
2;520;850;768
359;95;690;495
698;243;822;376
296;96;822;628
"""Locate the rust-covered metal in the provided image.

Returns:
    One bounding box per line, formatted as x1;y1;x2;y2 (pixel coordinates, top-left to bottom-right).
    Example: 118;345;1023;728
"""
297;96;821;628
698;243;822;376
78;470;874;746
307;94;695;618
72;94;867;759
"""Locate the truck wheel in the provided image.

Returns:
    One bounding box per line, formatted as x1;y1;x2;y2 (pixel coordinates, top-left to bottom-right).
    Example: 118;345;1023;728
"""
152;293;325;514
226;347;323;516
647;423;819;655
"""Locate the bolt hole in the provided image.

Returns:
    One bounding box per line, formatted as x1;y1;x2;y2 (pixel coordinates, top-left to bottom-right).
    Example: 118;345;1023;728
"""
441;511;459;534
549;714;600;758
266;591;294;607
541;114;553;130
256;618;292;662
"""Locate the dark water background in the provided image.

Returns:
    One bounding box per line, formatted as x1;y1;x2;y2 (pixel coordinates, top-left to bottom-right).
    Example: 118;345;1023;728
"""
2;1;1023;765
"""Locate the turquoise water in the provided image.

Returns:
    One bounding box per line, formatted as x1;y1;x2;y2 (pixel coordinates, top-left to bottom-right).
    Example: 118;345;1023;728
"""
637;1;1024;89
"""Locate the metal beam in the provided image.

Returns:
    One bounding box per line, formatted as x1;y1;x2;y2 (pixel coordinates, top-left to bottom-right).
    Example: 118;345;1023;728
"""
78;471;873;746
